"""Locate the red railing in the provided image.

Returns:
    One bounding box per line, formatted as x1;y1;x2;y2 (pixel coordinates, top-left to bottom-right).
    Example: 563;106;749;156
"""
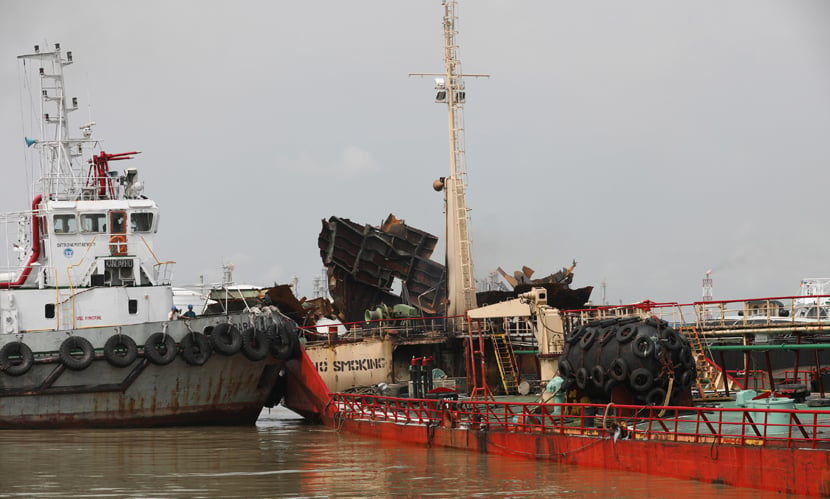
331;393;830;449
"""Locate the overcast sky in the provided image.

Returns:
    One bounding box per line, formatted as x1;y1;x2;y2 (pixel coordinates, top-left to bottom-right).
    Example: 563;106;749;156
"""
1;1;829;306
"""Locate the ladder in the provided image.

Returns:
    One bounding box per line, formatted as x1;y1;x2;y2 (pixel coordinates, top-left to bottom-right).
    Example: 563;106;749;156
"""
59;290;75;330
682;325;737;399
492;332;519;395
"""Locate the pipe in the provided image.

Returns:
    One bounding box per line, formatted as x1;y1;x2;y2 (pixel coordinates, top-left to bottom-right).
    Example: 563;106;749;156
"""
0;195;42;289
708;343;830;351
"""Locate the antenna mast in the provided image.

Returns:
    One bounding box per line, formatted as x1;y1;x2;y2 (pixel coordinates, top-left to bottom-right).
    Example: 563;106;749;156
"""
413;1;488;327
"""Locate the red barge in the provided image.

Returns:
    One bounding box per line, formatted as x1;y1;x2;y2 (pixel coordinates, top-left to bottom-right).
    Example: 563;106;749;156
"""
277;2;830;495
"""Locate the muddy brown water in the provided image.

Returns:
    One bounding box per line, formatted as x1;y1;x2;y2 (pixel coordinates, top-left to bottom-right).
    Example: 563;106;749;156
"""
0;407;804;498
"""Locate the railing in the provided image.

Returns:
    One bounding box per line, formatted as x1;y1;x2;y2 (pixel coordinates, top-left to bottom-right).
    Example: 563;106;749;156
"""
300;315;453;344
331;393;830;449
561;293;830;336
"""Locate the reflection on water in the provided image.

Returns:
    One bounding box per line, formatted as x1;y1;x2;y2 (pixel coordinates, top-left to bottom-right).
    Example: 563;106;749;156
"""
0;407;805;498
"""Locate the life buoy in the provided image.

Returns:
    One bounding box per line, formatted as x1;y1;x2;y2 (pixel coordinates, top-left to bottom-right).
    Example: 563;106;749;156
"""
241;327;269;361
632;336;655;359
103;334;138;367
180;332;211;366
629;368;654;393
609;358;628;382
0;341;34;376
591;365;606;389
60;336;95;370
109;234;127;256
210;323;242;356
144;332;177;365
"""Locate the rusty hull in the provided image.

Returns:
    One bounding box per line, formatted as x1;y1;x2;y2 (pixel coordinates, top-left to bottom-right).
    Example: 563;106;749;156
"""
318;214;592;321
318;215;446;323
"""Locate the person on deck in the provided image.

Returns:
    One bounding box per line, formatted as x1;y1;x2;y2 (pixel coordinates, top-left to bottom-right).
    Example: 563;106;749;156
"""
182;304;197;319
168;306;180;320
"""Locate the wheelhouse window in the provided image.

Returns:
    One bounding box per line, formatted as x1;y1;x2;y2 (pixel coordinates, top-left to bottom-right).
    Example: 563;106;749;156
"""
80;213;107;233
53;214;77;234
130;212;154;233
110;211;126;234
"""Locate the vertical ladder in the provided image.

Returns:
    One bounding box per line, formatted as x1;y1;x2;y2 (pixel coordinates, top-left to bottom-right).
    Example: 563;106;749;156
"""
59;290;75;330
492;332;519;395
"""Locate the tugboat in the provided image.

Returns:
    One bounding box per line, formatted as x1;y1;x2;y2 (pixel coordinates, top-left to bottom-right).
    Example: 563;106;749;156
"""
0;44;301;428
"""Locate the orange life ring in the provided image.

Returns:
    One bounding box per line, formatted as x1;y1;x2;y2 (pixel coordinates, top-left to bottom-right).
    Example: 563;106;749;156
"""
109;234;127;255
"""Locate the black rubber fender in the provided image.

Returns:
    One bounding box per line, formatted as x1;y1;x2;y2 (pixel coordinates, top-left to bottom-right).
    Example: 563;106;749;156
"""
558;359;573;380
616;325;637;344
144;332;177;365
271;320;300;361
0;341;34;376
241;327;269;361
591;365;606;389
564;326;585;345
629;368;654;393
632;336;656;359
661;329;682;351
59;336;95;370
599;326;617;346
680;370;694;389
680;347;695;369
211;323;242;356
575;367;589;389
180;332;211;366
103;334;138;368
645;386;667;406
609;358;628;382
579;328;597;350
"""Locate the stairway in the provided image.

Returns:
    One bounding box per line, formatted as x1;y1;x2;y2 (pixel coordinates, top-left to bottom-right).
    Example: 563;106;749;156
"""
492;333;519;395
682;325;737;399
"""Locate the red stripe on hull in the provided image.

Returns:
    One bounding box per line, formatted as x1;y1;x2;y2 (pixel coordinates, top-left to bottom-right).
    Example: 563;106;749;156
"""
326;417;830;496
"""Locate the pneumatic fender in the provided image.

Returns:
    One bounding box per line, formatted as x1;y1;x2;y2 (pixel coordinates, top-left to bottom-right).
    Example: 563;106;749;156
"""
60;336;95;370
0;341;34;376
104;334;138;367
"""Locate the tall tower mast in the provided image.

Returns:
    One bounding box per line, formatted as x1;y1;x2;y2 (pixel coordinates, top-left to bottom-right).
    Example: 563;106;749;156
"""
702;270;713;302
413;1;487;327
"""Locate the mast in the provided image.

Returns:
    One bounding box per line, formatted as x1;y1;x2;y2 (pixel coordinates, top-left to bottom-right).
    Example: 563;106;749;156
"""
17;44;92;200
441;0;477;324
414;1;487;328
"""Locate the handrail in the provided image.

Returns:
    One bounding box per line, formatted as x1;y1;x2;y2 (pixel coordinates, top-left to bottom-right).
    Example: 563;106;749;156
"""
331;393;830;449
